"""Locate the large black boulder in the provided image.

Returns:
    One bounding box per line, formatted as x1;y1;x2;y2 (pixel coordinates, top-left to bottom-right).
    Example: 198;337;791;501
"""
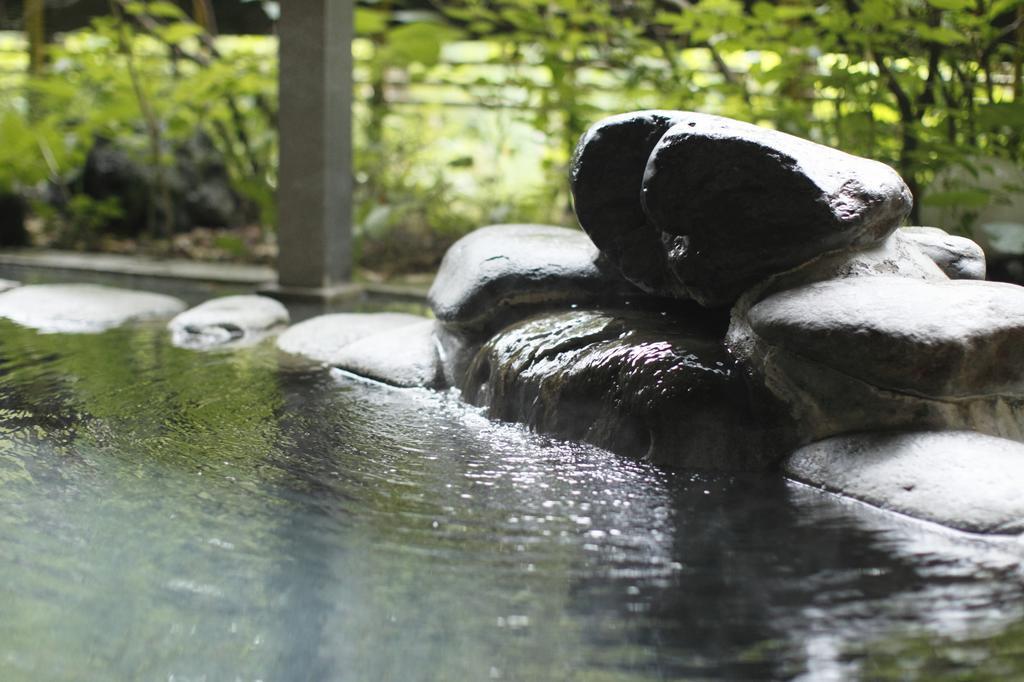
569;110;686;294
571;111;913;307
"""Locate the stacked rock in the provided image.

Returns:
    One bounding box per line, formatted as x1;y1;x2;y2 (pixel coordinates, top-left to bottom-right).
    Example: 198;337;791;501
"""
279;110;1024;535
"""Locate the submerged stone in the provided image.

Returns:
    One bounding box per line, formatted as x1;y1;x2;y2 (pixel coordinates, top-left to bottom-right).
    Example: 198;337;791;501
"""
463;307;786;471
900;226;986;280
332;319;443;389
428;224;639;337
570;110;687;294
169;295;289;349
641;112;912;306
276;312;426;365
0;283;185;333
786;431;1024;535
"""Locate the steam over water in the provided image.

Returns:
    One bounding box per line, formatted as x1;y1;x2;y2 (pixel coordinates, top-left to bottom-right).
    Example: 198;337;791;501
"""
1;318;1024;680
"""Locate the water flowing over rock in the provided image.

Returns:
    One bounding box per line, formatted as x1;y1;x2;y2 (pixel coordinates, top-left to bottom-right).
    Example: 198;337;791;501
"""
787;431;1024;535
900;226;986;280
169;295;289;349
277;312;426;365
462;308;786;470
0;279;20;293
429;223;643;386
0;284;185;333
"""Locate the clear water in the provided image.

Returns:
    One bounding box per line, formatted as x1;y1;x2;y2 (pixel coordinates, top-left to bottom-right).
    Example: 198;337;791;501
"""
2;315;1024;681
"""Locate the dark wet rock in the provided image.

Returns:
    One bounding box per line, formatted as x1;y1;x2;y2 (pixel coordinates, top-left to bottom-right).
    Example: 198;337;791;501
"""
570;110;687;294
750;230;945;300
728;276;1024;444
277;312;426;365
434;324;481;389
169;295;289;349
900;226;986;280
428;223;640;338
462;308;787;471
0;192;28;246
0;283;185;333
333;319;443;389
746;277;1024;398
641;112;913;306
786;431;1024;535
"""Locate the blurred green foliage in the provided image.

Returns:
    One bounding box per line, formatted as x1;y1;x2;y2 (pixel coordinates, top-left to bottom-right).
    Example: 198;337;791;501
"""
0;0;1022;266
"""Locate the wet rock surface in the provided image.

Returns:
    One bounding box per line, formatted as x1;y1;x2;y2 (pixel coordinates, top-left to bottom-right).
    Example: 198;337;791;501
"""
462;308;786;470
428;224;640;337
277;312;426;365
900;226;986;280
642;113;913;306
169;295;289;349
786;431;1024;535
333;319;443;389
744;277;1024;400
0;283;185;333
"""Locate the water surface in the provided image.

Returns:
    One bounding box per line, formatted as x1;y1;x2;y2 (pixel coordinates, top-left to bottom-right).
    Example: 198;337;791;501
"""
1;316;1023;681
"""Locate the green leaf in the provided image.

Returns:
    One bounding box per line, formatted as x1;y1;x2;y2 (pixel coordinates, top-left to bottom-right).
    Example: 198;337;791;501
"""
156;22;204;46
925;189;991;208
915;25;967;44
925;0;973;10
381;23;462;67
355;9;389;36
124;1;186;19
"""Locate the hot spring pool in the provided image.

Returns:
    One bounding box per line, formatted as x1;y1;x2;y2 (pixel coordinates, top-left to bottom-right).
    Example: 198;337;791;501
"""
2;310;1024;681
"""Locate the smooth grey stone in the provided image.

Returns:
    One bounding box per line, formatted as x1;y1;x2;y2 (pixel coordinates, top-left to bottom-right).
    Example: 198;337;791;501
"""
0;279;20;293
900;226;986;280
746;277;1024;399
332;319;443;388
0;283;185;333
169;295;289;349
428;224;639;337
463;308;785;471
642;112;912;306
786;431;1024;535
570;110;688;294
727;276;1024;446
277;312;426;365
750;230;946;301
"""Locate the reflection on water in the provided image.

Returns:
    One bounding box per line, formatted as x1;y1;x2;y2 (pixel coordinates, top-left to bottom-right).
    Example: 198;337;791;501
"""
0;318;1023;681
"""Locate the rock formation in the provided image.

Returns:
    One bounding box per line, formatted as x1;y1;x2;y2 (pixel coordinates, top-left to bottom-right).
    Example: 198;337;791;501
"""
272;110;1023;537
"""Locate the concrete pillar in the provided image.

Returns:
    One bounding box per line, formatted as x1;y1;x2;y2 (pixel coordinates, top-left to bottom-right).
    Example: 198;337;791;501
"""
270;0;358;300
